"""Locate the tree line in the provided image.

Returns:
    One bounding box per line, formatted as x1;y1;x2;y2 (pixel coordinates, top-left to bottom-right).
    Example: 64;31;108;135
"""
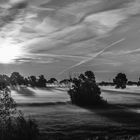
0;72;58;88
67;71;140;106
99;73;140;89
0;71;140;89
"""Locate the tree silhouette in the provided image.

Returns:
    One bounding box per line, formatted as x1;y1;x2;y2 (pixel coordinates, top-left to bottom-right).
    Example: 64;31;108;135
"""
10;72;25;86
60;79;71;85
28;76;37;87
0;88;16;119
99;81;115;86
47;78;57;84
0;75;10;89
37;75;47;87
127;81;137;86
0;86;39;140
23;77;29;86
137;77;140;86
113;73;128;89
68;71;105;106
85;71;95;81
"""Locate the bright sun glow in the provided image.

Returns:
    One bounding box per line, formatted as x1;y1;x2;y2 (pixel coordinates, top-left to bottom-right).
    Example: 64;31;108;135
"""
0;39;22;64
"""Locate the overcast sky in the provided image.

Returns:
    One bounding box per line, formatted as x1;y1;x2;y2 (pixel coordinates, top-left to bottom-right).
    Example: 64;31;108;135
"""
0;0;140;81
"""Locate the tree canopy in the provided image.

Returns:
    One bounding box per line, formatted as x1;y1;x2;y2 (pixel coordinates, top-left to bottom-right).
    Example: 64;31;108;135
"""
113;73;128;89
68;71;105;106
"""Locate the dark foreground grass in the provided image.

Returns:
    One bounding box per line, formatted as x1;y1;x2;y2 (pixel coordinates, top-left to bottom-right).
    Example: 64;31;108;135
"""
1;116;39;140
38;120;140;140
30;103;140;140
39;127;140;140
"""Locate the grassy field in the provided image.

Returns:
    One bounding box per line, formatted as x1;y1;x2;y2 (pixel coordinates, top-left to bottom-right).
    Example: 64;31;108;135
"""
11;86;140;139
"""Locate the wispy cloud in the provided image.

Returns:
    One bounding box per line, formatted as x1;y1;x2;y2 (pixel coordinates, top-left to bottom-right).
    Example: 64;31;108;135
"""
0;0;140;78
58;38;125;75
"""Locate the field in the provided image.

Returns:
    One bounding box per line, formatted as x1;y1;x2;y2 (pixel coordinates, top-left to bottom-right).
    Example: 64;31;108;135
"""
11;86;140;139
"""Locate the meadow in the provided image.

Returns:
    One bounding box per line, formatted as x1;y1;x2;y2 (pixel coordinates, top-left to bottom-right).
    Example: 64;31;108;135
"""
10;86;140;139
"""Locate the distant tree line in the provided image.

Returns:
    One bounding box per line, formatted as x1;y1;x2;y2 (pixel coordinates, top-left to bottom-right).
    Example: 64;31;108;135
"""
98;82;115;86
67;72;140;89
98;73;140;89
67;71;140;107
0;71;140;90
0;72;58;88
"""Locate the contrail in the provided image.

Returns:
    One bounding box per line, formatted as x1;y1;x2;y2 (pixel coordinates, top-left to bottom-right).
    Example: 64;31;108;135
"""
30;5;55;11
31;53;89;59
58;38;125;75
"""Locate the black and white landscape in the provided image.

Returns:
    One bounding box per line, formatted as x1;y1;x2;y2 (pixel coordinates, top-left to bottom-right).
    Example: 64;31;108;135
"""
0;0;140;140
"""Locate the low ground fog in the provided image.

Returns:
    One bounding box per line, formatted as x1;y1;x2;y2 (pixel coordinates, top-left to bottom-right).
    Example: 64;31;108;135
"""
10;86;140;138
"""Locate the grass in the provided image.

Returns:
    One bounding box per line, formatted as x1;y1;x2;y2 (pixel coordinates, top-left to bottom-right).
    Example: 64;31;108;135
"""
13;87;140;140
20;103;140;140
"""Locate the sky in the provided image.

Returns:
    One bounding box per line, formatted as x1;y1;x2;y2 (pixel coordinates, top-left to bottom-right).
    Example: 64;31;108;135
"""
0;0;140;81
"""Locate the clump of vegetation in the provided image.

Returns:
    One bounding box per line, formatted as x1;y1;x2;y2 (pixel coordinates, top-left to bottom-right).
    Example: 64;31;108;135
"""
113;73;128;89
99;81;115;86
137;77;140;86
0;85;40;140
68;71;106;106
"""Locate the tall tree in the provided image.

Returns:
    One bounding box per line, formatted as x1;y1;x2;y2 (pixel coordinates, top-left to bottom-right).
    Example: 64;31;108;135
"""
84;71;95;81
37;75;47;87
10;72;25;86
68;71;104;106
28;76;37;87
113;73;128;89
0;75;10;89
137;77;140;86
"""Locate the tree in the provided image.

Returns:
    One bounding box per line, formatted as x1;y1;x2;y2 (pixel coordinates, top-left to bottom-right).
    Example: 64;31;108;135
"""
28;76;37;87
99;81;115;86
37;75;47;87
10;72;25;86
0;85;39;140
113;73;128;89
60;79;70;85
85;71;95;81
127;81;137;86
47;78;57;84
0;75;10;89
23;77;29;86
0;88;16;119
137;77;140;86
68;71;105;106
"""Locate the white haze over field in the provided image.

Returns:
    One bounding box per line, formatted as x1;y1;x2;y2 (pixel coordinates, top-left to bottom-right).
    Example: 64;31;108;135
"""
11;86;140;105
14;87;140;133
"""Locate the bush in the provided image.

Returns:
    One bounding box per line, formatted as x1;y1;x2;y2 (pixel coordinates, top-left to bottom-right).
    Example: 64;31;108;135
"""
0;87;40;140
68;71;105;106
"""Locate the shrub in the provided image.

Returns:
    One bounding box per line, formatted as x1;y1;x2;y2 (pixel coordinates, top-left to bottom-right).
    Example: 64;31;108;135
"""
0;87;40;140
68;71;105;106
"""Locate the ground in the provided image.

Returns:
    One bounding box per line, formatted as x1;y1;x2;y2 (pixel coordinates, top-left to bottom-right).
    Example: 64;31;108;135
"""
10;86;140;139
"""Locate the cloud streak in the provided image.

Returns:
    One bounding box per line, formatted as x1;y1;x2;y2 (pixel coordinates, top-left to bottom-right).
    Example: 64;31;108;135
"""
0;0;140;79
58;38;125;75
